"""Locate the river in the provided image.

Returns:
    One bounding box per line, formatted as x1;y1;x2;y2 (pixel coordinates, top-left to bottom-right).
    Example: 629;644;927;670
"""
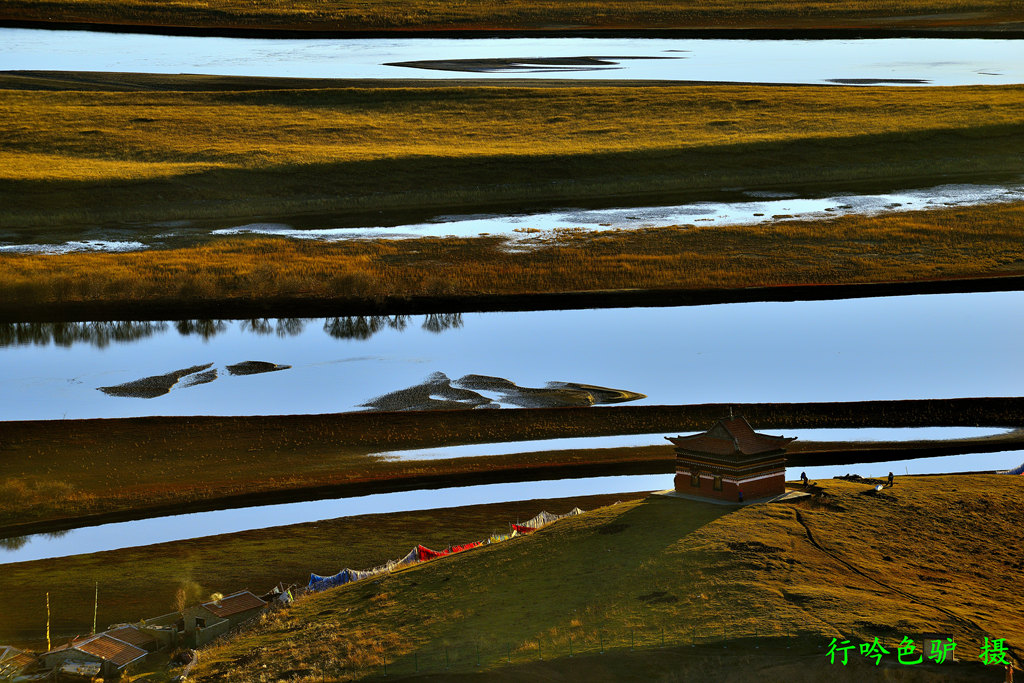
2;30;1023;84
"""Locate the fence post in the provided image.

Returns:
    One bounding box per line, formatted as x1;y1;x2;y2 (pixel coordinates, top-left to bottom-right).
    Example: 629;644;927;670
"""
507;643;511;664
600;631;604;654
538;641;543;660
569;637;573;658
383;652;387;677
476;641;480;667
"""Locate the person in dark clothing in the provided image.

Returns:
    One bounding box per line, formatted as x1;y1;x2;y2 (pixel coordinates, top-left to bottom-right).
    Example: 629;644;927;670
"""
887;472;894;487
800;471;808;487
738;490;744;503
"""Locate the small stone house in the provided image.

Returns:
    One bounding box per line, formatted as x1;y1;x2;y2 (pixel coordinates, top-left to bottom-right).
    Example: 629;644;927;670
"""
104;625;161;653
0;646;37;680
182;591;268;648
41;633;147;679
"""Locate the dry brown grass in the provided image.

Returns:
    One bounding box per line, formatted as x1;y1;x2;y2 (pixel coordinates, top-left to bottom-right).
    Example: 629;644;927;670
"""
187;475;1024;680
4;399;1021;533
2;202;1024;308
0;492;644;650
0;0;1018;30
2;82;1023;229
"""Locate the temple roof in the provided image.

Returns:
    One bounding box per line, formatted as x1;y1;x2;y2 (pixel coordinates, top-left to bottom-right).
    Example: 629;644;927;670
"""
667;416;794;458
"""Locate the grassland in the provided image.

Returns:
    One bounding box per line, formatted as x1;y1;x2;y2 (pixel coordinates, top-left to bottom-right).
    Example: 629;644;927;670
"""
0;0;1019;32
3;79;1023;317
3;399;1022;536
181;475;1023;681
2;80;1023;231
3;202;1024;319
0;492;645;650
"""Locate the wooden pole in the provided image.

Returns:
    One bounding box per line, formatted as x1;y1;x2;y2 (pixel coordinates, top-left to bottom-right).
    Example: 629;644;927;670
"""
46;592;51;651
93;582;98;634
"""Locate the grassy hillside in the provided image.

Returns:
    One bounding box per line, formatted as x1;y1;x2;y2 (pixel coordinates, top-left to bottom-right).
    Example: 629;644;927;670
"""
0;0;1019;31
0;492;644;650
2;82;1023;230
189;475;1024;681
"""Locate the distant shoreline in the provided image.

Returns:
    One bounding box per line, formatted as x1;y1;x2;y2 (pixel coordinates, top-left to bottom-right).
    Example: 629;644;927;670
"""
3;19;1023;39
2;273;1022;324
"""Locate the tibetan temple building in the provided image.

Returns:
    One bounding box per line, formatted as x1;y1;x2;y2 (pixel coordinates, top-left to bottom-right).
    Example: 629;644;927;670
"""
668;416;795;502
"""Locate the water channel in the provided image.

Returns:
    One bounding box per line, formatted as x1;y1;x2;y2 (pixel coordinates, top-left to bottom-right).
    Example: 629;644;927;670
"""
1;291;1022;421
3;447;1022;564
3;30;1023;84
374;427;1013;461
4;182;1023;253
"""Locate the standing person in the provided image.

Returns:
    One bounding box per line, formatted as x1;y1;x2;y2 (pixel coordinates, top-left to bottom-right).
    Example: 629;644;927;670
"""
738;490;744;503
800;471;808;488
887;472;894;487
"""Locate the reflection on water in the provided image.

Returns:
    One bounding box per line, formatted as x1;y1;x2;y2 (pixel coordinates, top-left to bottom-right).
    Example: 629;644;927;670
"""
174;319;228;340
0;537;28;551
0;314;462;348
1;292;1022;420
0;321;169;348
2;31;1023;84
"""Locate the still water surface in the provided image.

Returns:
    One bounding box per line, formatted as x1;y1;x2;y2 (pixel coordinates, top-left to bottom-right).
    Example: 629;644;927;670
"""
1;292;1022;421
3;448;1022;564
2;30;1022;84
376;427;1012;461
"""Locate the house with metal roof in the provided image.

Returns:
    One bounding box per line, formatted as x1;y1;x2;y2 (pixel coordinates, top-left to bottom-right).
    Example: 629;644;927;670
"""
104;625;162;652
182;591;268;647
0;646;37;681
668;416;794;503
41;633;147;678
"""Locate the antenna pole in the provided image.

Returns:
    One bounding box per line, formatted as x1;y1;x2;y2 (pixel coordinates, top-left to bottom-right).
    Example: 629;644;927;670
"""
93;582;98;634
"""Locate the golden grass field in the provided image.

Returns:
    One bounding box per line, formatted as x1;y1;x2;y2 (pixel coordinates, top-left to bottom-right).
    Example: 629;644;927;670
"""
182;476;1023;681
2;81;1023;229
0;0;1019;30
2;202;1023;311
